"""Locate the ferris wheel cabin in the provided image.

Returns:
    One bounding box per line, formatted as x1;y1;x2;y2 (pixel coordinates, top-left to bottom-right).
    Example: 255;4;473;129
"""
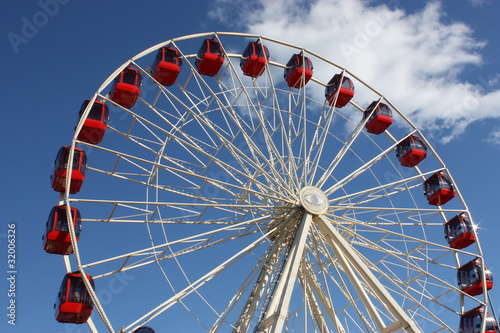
77;99;109;145
458;259;493;296
459;306;498;333
284;53;314;88
152;46;183;86
110;66;142;109
240;40;269;78
51;146;87;194
445;213;476;249
363;101;393;134
396;134;427;167
195;38;225;77
55;272;95;324
43;205;82;255
423;171;456;206
133;327;156;333
325;74;355;108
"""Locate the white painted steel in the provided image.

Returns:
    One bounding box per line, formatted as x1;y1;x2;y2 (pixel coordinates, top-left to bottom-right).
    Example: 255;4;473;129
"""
54;32;494;332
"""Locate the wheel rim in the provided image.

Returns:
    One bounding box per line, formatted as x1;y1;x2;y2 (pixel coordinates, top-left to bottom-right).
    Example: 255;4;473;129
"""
58;32;491;332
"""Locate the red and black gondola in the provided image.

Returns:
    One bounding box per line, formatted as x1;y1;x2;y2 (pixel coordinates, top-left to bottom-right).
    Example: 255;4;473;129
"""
77;99;109;145
363;101;393;134
43;205;82;255
459;306;498;333
284;53;313;88
423;171;456;206
195;38;225;77
396;134;427;167
240;40;269;78
151;46;182;86
325;74;355;108
55;272;95;324
458;259;493;296
110;66;142;109
133;327;156;333
51;146;87;194
445;213;476;249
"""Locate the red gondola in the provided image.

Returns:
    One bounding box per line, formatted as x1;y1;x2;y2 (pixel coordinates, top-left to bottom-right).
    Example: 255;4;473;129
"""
396;134;427;167
55;272;95;324
43;205;82;255
284;53;313;88
77;99;109;145
151;46;182;86
363;101;393;134
325;74;355;108
240;40;269;78
110;66;142;108
195;38;225;77
133;327;156;333
459;306;498;333
445;213;476;249
458;259;493;296
51;146;87;194
423;171;456;206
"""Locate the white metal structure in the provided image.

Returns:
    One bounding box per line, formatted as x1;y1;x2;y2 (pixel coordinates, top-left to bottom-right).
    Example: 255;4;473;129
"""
58;32;496;332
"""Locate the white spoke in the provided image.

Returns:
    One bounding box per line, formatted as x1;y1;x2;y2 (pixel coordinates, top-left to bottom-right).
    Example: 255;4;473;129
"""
46;32;494;333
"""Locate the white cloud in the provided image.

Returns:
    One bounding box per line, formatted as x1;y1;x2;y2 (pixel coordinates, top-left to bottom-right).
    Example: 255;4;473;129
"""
485;128;500;146
466;0;490;7
210;0;500;143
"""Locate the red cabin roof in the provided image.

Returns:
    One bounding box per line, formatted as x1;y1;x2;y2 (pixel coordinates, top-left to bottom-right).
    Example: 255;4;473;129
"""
284;53;313;88
325;74;355;108
423;171;456;206
55;272;94;324
51;146;87;194
133;327;156;333
195;38;224;77
459;306;498;333
363;101;393;134
445;213;475;249
458;259;493;296
396;134;427;167
240;40;269;78
152;46;182;86
77;99;109;145
110;66;142;108
43;205;82;255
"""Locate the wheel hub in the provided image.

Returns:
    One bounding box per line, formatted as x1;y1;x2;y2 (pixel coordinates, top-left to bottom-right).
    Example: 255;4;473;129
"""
299;186;329;215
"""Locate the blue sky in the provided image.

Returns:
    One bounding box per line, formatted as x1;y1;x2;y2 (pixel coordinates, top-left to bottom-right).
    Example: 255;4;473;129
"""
1;0;499;332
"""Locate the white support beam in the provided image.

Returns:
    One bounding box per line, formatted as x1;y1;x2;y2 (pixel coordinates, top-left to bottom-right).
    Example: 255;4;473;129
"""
315;215;421;333
258;213;313;332
233;243;282;333
301;275;329;333
300;261;346;333
317;218;385;330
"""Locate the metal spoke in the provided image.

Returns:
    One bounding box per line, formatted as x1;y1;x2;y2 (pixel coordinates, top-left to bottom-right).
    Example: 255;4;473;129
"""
50;32;494;333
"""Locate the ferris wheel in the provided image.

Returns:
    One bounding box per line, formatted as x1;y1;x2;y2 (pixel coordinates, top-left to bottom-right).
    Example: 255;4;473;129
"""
45;32;498;332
